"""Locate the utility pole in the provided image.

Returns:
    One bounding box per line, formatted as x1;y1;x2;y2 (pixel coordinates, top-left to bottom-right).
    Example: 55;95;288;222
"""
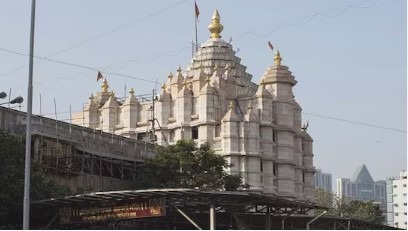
23;0;36;229
150;89;156;144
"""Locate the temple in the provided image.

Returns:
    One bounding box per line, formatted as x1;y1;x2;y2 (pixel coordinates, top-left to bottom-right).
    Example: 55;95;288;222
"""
72;10;315;202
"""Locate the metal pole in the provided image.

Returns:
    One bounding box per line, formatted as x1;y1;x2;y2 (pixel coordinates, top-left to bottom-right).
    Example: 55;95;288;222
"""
265;207;271;229
210;204;216;230
282;206;300;230
306;210;327;230
23;0;36;229
194;1;198;52
171;204;202;230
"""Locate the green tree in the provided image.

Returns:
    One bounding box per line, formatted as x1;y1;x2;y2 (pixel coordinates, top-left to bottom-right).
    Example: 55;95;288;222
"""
342;200;385;224
0;130;70;227
133;140;247;191
314;189;385;224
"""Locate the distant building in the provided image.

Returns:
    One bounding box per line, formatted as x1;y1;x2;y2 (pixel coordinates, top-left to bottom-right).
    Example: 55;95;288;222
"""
336;164;386;214
314;169;332;193
386;171;407;229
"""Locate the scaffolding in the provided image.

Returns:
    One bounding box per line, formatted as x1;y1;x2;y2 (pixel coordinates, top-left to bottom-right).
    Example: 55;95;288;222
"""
0;106;155;193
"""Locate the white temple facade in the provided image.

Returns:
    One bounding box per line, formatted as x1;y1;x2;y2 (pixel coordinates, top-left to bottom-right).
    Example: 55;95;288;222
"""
72;10;316;202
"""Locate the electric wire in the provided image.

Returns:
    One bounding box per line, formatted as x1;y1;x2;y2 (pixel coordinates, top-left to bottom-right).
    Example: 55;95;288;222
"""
0;0;190;77
232;0;381;42
302;112;406;133
0;47;157;84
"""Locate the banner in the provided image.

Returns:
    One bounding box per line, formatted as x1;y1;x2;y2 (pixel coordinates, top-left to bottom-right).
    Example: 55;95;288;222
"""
59;198;165;223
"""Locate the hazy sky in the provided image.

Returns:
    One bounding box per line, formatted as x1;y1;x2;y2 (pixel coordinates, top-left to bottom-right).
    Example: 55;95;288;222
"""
0;0;406;188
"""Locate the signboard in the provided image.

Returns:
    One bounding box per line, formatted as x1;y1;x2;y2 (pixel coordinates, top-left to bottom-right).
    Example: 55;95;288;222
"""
59;198;165;223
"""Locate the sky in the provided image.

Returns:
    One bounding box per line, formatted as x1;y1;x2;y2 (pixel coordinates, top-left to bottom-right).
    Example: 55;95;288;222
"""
0;0;406;189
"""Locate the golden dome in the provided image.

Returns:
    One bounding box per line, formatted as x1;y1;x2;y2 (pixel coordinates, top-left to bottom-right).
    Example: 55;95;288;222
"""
208;9;224;39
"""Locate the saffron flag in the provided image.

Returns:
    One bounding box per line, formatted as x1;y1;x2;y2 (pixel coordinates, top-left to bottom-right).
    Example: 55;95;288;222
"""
195;1;199;21
268;41;274;50
97;71;103;82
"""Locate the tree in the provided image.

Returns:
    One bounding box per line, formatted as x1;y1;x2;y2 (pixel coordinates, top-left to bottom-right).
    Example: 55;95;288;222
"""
314;189;385;224
0;130;71;227
342;200;385;224
132;140;247;191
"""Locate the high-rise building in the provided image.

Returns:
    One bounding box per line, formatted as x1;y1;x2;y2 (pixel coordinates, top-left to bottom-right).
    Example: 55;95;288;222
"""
314;169;332;193
72;10;316;201
336;164;386;214
386;171;407;229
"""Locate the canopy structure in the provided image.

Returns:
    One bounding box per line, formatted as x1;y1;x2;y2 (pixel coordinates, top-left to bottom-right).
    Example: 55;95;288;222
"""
31;189;398;230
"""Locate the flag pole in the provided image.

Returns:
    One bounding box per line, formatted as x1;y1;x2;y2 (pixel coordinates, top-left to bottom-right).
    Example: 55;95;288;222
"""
195;15;198;52
194;1;199;52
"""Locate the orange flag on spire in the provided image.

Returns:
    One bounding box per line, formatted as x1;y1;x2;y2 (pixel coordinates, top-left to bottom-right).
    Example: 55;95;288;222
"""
268;41;274;50
97;71;103;82
195;1;199;21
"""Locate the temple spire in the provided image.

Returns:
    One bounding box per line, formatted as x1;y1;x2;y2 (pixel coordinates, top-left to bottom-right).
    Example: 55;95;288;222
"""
208;9;224;39
101;78;109;92
274;50;282;66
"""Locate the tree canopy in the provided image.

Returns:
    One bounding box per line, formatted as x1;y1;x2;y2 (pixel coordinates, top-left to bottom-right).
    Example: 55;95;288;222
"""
0;130;70;227
315;188;385;224
132;140;247;191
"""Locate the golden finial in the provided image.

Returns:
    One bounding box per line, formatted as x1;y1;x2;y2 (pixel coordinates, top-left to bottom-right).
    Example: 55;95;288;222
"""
109;90;115;98
101;78;109;92
89;93;94;101
129;88;135;95
161;83;167;90
168;72;173;79
247;102;253;110
176;65;182;73
274;50;282;66
208;9;224;39
228;101;234;110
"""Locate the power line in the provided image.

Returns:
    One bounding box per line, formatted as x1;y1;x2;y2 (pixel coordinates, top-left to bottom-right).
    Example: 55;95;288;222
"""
302;112;406;133
0;0;190;77
0;47;157;84
232;0;381;42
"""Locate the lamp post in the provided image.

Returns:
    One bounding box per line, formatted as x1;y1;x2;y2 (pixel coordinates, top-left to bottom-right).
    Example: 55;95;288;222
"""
0;96;24;106
0;92;7;99
23;0;36;229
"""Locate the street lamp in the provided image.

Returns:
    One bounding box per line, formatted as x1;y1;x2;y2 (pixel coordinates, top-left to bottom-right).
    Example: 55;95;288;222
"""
0;96;24;106
0;92;7;99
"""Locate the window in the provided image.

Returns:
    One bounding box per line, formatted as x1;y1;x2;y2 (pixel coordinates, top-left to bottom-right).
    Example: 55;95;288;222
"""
404;212;407;215
215;125;221;137
260;159;263;173
272;129;276;143
394;185;398;188
302;172;305;183
273;163;277;176
403;193;407;196
394;194;398;197
168;130;175;142
191;126;198;139
404;184;407;187
404;203;407;206
395;212;399;216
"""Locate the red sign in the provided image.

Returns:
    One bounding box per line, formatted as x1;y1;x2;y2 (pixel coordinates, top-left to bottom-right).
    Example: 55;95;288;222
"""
59;198;164;223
